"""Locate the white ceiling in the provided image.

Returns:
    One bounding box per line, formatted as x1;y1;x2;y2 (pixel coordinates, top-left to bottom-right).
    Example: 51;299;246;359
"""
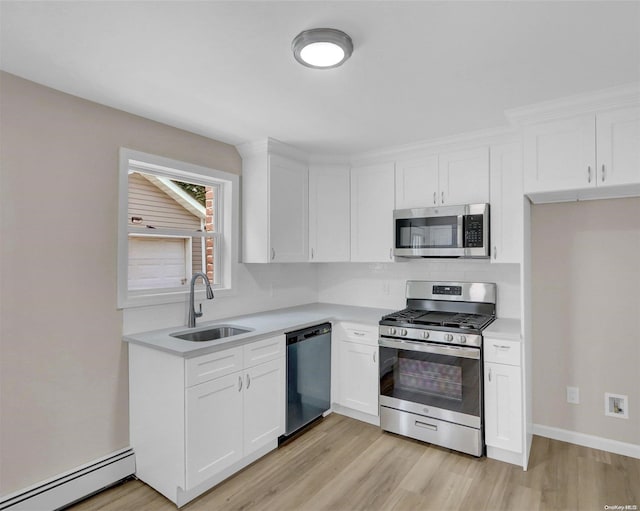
1;1;639;155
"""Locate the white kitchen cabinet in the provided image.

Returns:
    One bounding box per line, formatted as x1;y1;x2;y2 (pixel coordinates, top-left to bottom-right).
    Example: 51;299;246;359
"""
334;322;379;419
350;162;395;262
523;106;640;197
129;335;285;507
395;155;439;208
395;148;489;209
186;372;243;489
484;338;523;458
308;164;350;262
243;358;285;455
239;139;309;263
438;147;490;205
489;142;523;263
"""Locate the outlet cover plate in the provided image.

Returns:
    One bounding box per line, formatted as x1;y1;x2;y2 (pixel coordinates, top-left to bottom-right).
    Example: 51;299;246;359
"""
567;386;580;404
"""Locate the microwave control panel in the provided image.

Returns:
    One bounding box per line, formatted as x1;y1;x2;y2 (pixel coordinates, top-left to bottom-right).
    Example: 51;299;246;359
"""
463;215;484;248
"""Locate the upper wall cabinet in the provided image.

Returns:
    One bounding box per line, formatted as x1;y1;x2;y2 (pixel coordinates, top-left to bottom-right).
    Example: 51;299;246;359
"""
309;164;350;262
351;163;395;262
490;142;523;264
395;155;439;208
439;147;490;206
523;106;640;200
238;139;309;263
395;148;490;209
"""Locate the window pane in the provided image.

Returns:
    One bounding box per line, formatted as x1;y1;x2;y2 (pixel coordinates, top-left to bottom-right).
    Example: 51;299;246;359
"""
127;171;216;232
128;236;189;290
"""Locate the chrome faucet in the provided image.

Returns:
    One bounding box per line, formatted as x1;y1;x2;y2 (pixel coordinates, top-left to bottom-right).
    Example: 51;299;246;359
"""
188;272;215;328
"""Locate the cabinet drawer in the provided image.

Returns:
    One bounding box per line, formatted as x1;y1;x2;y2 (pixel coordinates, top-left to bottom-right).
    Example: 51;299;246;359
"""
337;322;378;346
484;339;521;366
243;335;285;368
186;347;243;387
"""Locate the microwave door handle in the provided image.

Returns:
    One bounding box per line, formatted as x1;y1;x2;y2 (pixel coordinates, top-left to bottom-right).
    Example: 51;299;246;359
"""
457;215;464;248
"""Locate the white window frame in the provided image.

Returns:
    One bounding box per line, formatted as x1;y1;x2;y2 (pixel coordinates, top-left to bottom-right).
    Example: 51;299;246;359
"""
117;148;239;309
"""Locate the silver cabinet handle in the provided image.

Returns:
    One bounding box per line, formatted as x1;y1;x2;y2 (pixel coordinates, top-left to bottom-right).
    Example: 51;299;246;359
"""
433;191;436;205
389;247;393;260
311;248;314;260
587;166;592;183
488;368;492;382
493;246;497;259
602;164;606;182
353;331;366;337
373;351;377;363
271;248;275;260
415;420;437;431
238;375;243;391
246;374;251;389
493;344;511;350
441;191;445;204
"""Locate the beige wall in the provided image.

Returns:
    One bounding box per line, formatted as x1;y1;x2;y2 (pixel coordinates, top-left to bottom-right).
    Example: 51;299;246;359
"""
0;72;242;495
532;198;640;445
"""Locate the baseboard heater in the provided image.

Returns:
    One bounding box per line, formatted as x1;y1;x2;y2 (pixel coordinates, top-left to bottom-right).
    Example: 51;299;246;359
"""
0;448;135;511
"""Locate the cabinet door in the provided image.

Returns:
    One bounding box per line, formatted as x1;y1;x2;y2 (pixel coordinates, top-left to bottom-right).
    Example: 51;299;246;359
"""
185;372;243;489
395;156;439;209
244;357;285;455
439;147;490;205
339;341;379;416
489;142;523;263
309;165;350;262
484;362;522;453
523;115;596;194
269;155;308;262
350;163;395;262
596;106;640;186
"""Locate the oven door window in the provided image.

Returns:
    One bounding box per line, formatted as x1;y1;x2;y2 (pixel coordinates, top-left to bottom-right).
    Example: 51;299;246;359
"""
395;216;460;249
379;345;480;417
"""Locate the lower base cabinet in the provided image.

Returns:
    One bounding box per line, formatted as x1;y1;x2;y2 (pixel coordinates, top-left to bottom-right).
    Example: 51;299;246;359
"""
334;322;379;419
129;335;285;506
483;338;524;463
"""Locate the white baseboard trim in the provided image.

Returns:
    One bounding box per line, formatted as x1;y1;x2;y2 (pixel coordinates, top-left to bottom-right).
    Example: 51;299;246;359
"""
332;403;380;427
533;424;640;459
0;448;135;511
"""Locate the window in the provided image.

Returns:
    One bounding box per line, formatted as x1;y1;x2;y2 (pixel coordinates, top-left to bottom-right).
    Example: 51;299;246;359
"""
117;149;238;308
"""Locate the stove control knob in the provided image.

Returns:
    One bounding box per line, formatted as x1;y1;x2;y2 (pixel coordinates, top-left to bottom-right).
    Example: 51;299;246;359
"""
421;331;430;339
459;335;467;344
389;327;397;336
445;334;453;342
400;329;408;336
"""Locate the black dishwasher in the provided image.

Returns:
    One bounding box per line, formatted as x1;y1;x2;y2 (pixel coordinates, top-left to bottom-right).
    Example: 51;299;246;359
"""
280;323;331;442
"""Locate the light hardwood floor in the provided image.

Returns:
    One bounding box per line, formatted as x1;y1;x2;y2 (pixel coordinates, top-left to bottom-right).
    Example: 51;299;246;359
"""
69;413;639;511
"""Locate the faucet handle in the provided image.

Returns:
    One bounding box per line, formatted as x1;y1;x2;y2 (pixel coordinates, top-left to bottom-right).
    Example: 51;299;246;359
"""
195;303;203;319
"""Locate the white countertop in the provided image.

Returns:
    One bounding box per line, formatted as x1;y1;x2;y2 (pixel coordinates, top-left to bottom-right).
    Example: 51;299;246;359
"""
123;303;394;358
483;318;522;341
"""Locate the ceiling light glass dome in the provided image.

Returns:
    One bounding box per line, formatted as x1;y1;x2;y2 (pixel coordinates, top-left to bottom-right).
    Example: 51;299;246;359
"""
292;28;353;69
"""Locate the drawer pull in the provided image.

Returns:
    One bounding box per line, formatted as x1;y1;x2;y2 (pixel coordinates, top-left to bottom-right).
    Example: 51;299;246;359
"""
352;331;366;337
493;344;511;350
415;420;437;431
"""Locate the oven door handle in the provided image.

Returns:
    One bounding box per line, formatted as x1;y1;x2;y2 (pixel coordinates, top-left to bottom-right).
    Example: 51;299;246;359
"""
379;338;481;360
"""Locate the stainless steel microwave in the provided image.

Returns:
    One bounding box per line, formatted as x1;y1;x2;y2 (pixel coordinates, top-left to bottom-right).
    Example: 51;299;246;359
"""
393;203;490;258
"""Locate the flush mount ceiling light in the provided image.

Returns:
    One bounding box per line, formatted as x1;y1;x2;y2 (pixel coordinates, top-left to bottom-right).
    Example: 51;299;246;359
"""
292;28;353;69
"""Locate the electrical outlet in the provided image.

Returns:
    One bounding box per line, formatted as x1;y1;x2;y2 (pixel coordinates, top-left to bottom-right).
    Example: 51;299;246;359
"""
567;386;580;404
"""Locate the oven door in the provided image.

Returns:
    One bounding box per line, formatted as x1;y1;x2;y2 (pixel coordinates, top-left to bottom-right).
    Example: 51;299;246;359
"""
379;338;482;429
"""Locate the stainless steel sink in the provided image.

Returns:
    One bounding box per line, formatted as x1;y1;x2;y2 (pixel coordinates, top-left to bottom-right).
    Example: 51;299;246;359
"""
170;325;252;342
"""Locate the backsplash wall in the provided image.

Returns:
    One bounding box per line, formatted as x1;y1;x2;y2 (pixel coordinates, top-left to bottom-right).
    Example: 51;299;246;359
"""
317;260;521;319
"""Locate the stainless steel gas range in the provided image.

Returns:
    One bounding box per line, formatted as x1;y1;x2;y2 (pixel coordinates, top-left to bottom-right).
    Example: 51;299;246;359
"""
378;281;496;457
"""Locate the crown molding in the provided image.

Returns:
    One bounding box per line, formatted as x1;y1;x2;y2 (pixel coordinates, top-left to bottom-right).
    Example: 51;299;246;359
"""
236;137;309;163
505;82;640;126
349;126;520;167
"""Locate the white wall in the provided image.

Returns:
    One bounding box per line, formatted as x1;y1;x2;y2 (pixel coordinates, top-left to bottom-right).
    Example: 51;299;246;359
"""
531;198;640;446
123;263;318;334
317;260;521;319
